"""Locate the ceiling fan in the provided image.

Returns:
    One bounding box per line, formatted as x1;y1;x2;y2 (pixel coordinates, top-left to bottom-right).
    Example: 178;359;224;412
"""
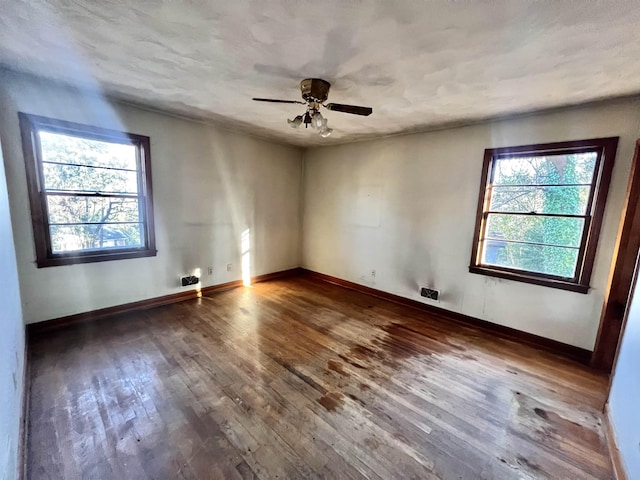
253;78;373;138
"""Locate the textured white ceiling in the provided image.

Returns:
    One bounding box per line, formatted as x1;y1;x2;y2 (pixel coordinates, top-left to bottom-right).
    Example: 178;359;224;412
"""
1;1;640;146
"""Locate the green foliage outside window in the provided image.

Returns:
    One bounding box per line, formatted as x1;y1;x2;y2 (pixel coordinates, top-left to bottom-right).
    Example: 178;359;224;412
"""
39;131;144;253
483;153;597;278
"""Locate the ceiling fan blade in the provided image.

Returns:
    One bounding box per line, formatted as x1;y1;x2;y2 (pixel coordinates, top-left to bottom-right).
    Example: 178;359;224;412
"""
325;103;373;116
252;98;304;104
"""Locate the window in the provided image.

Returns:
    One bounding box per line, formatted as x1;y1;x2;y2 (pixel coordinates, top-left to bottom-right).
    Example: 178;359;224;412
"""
19;113;157;267
469;137;619;293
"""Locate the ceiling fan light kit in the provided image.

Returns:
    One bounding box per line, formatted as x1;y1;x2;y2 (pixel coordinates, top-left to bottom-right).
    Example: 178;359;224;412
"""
312;111;324;129
253;78;372;138
287;115;303;128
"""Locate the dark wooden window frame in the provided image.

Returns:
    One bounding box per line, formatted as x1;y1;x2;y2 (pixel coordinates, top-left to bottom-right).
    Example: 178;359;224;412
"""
593;139;640;372
469;137;619;294
19;112;157;267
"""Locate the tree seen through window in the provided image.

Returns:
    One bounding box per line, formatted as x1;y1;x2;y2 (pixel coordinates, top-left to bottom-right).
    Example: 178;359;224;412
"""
482;152;596;278
39;131;145;253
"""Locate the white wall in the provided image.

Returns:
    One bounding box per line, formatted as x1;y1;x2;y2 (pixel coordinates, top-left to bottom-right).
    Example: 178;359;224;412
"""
608;253;640;478
0;70;303;324
302;99;640;350
0;133;25;479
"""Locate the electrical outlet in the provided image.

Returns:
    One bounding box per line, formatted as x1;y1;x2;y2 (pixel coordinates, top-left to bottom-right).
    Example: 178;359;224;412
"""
420;287;440;301
227;263;232;272
371;270;376;278
207;266;213;276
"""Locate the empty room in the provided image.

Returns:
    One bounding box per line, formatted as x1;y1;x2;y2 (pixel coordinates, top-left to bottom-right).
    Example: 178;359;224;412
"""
2;1;640;479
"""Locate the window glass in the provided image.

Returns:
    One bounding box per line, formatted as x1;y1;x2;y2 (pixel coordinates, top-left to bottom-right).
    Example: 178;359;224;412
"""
492;152;597;185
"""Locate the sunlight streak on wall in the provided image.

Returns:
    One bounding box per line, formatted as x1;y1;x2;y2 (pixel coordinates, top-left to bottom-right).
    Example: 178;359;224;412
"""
241;228;251;286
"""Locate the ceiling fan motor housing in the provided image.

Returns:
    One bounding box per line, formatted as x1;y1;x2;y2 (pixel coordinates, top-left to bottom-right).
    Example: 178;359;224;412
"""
301;78;331;102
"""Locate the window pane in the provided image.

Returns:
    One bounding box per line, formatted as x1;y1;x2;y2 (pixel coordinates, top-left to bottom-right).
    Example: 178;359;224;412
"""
485;213;584;248
492;152;597;186
50;223;143;253
39;131;137;170
489;185;591;215
47;196;140;224
481;240;579;278
42;163;139;194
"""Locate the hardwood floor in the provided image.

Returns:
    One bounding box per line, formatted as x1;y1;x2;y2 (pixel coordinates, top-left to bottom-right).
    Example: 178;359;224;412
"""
26;276;613;479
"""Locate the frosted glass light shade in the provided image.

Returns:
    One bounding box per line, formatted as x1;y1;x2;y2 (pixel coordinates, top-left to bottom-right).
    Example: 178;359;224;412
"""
312;111;324;129
320;127;333;138
288;115;303;128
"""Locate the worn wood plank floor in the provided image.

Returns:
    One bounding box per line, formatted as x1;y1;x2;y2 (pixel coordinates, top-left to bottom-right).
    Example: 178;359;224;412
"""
27;276;613;479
